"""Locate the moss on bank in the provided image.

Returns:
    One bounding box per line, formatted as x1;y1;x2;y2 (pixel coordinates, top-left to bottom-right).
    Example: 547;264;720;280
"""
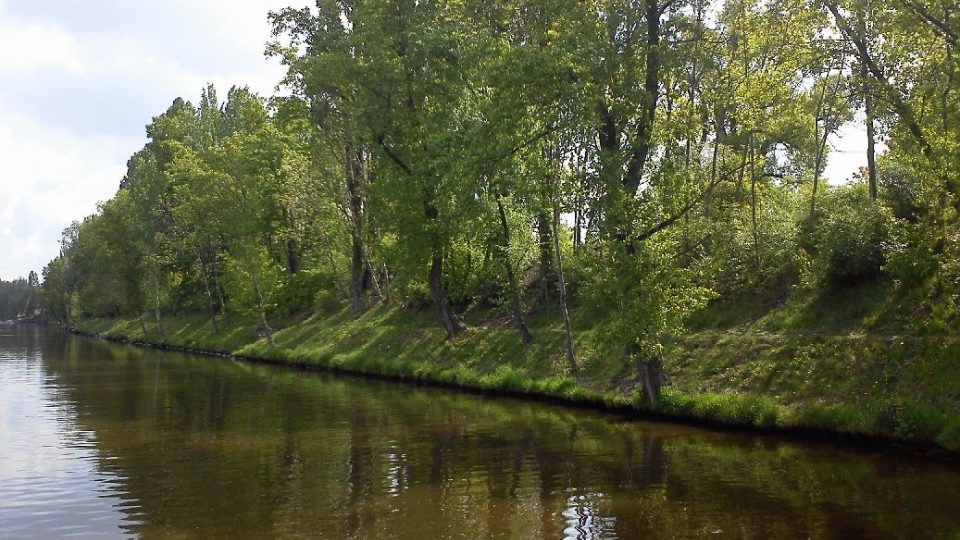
73;296;960;452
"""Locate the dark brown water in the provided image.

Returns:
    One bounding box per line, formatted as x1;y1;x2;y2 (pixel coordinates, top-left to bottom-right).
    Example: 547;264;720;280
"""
1;325;958;539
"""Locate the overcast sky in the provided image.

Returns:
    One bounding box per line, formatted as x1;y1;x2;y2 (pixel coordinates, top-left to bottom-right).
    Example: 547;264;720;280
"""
0;0;873;280
0;0;310;280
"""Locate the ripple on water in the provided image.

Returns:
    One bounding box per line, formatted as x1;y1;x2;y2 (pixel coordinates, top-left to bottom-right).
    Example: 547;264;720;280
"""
0;341;140;540
3;326;960;539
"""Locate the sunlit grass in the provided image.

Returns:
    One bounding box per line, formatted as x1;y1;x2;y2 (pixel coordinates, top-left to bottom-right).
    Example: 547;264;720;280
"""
73;295;960;451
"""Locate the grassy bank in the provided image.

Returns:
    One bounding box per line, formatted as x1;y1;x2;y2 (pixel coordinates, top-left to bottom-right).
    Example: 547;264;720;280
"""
73;281;960;453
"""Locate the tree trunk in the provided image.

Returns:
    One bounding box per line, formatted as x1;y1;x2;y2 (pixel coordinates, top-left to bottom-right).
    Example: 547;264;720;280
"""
536;212;554;301
212;265;228;325
705;128;719;218
552;205;576;371
809;68;844;227
346;137;367;314
495;194;532;345
424;198;465;338
285;238;300;275
154;283;164;340
197;254;220;333
863;61;878;200
808;128;829;230
626;343;666;408
252;275;274;348
749;136;762;281
428;236;466;338
243;244;274;348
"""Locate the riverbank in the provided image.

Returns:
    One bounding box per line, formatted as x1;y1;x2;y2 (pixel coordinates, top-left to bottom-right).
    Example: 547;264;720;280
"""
72;290;960;454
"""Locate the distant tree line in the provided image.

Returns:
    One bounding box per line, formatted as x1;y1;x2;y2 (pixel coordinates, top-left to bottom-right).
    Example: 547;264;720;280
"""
41;0;960;404
0;272;39;320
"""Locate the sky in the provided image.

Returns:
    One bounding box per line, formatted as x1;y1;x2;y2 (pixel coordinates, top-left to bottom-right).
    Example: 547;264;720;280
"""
0;0;874;281
0;0;309;280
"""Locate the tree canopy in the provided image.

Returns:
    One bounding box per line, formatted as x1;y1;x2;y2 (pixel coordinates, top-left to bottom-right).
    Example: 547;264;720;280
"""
40;0;960;405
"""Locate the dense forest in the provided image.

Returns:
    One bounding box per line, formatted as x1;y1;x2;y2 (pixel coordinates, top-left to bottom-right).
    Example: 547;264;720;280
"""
41;0;959;409
0;272;39;321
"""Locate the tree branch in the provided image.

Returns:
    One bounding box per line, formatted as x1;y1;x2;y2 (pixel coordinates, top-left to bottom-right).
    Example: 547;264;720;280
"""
822;0;931;153
634;176;720;243
374;134;412;175
899;0;959;50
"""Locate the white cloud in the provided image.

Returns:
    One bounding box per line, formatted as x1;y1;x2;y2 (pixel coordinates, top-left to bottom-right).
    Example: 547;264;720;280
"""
0;22;86;75
0;109;124;278
0;0;309;279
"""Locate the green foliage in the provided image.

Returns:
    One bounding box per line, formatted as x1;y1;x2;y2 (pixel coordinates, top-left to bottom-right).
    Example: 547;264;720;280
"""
584;237;714;360
34;0;960;451
811;187;893;286
883;221;938;285
0;276;38;320
269;270;336;317
657;388;782;428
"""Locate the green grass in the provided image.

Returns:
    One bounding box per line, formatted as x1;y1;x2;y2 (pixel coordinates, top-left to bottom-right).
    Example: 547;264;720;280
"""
73;280;960;452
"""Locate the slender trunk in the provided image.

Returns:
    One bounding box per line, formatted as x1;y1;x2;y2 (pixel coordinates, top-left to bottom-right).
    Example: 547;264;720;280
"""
863;61;878;200
614;0;667;405
285;238;300;275
736;142;748;201
574;205;583;249
808;129;829;229
197;254;219;333
375;229;390;303
59;247;71;327
379;261;390;303
423;197;465;337
206;238;229;322
364;253;382;299
253;282;274;347
427;232;466;338
153;276;164;340
139;312;148;335
350;231;365;313
536;212;554;301
750;137;762;281
243;244;274;347
705;129;719;218
212;265;228;324
495;194;532;345
810;69;843;226
552;205;576;371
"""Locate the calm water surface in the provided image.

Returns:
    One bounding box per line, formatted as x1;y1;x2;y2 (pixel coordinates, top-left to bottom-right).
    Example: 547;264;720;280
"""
1;325;958;539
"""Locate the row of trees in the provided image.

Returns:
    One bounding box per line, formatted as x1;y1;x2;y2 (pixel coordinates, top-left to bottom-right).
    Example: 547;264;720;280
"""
0;272;39;321
41;0;959;404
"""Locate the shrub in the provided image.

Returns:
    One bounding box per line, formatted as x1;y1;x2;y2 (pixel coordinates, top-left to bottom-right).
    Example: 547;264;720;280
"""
893;402;946;441
936;416;960;450
883;221;937;286
270;270;338;316
812;186;893;286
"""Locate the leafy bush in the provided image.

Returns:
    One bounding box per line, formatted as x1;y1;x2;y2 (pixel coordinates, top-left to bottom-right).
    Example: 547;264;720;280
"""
936;417;960;450
812;186;893;286
893;402;946;441
270;270;338;316
883;221;937;285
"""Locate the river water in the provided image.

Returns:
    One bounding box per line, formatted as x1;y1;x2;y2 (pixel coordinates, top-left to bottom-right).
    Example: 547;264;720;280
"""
1;324;958;539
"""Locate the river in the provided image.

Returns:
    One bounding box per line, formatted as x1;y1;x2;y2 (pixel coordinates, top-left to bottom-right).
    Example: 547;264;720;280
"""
1;324;958;539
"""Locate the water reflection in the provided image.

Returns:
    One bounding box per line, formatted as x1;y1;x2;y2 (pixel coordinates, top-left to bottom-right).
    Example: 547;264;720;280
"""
0;324;136;539
0;326;958;539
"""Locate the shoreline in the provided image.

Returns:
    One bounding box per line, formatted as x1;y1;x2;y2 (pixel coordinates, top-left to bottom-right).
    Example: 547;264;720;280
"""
67;323;959;462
